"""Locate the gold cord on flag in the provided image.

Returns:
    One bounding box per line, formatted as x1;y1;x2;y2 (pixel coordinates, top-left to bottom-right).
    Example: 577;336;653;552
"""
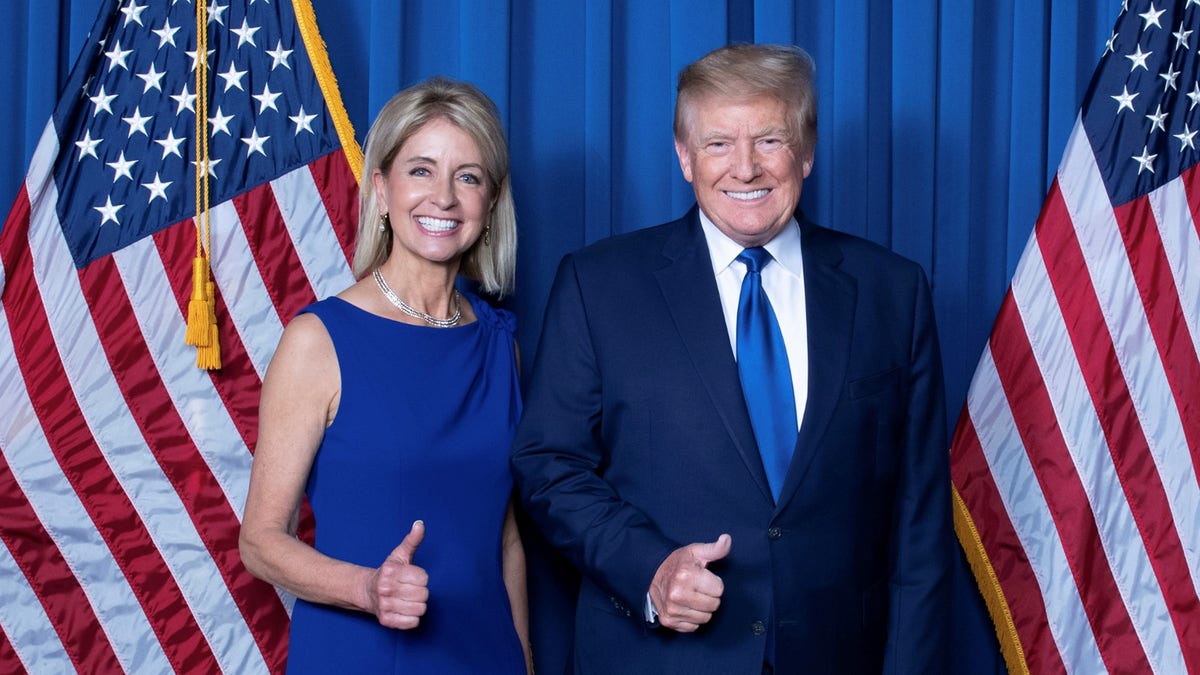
185;0;221;369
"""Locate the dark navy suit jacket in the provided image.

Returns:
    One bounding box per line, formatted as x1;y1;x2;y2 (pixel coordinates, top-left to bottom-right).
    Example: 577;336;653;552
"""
512;208;953;674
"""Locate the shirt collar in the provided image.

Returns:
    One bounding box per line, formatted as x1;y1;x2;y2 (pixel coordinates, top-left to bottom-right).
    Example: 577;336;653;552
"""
697;208;804;278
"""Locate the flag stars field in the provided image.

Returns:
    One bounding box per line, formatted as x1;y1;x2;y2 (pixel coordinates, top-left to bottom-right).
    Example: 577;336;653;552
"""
1099;4;1200;189
34;0;339;256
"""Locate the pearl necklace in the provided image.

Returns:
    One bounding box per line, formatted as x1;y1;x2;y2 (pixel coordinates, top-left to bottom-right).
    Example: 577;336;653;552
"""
372;269;462;328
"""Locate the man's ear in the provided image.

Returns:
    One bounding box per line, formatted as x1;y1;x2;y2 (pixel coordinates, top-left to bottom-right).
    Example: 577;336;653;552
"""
674;139;694;183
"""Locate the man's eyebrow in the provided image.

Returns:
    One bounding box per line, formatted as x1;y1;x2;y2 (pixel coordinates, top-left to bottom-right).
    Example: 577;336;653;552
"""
753;126;790;138
696;127;790;142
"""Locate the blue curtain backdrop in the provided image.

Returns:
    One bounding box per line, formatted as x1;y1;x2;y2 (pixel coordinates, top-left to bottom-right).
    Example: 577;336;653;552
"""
1;0;1116;671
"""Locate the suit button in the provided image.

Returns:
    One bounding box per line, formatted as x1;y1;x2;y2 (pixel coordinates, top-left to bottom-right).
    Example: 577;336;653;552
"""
767;526;782;540
610;596;632;617
751;620;767;635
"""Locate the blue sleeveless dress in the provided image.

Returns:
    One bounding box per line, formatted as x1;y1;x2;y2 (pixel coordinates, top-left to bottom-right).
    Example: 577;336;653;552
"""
285;292;525;674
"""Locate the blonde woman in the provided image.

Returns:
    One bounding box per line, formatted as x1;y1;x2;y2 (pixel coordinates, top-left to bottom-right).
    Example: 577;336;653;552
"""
240;77;529;674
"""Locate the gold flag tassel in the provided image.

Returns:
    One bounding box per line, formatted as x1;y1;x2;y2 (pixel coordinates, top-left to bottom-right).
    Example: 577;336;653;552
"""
196;278;221;369
186;0;220;369
185;256;211;346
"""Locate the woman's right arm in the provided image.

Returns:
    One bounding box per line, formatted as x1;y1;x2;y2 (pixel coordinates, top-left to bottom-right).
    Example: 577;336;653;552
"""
239;312;430;627
238;313;376;611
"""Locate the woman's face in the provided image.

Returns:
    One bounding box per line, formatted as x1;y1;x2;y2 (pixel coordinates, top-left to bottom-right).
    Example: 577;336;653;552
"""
373;117;494;270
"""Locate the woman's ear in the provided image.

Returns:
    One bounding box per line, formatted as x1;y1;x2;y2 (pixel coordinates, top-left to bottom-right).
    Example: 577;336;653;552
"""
371;169;389;213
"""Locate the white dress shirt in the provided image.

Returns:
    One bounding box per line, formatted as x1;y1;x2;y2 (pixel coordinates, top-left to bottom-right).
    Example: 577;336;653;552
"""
698;211;809;432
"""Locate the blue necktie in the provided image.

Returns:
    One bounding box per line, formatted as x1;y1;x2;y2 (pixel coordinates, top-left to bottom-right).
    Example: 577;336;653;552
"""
736;247;797;501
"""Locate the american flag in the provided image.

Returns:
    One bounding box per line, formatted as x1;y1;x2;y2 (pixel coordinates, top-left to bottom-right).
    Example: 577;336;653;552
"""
0;0;359;672
950;0;1200;672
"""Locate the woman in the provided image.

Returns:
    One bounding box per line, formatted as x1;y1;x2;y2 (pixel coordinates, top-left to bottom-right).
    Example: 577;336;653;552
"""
239;76;530;674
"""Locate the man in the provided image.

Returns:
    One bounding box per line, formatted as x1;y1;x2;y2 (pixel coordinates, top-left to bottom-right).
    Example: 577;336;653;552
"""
512;43;952;674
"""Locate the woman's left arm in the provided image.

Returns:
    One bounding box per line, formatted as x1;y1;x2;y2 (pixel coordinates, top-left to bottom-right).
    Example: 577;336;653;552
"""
502;497;533;674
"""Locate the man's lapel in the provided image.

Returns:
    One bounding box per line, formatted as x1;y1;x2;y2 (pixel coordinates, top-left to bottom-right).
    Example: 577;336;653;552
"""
776;219;856;513
653;208;774;506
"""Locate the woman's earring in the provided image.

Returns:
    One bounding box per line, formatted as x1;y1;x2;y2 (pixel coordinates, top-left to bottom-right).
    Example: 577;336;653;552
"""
483;224;491;246
379;213;390;232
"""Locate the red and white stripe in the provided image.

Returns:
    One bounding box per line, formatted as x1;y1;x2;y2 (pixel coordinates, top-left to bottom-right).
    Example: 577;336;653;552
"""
0;115;357;672
952;115;1200;673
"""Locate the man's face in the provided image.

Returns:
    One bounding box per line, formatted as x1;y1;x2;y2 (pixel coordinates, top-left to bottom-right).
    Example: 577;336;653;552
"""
674;94;812;248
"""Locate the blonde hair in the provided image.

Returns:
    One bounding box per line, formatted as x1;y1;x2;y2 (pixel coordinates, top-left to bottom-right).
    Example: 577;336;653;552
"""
353;76;516;297
674;43;817;159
